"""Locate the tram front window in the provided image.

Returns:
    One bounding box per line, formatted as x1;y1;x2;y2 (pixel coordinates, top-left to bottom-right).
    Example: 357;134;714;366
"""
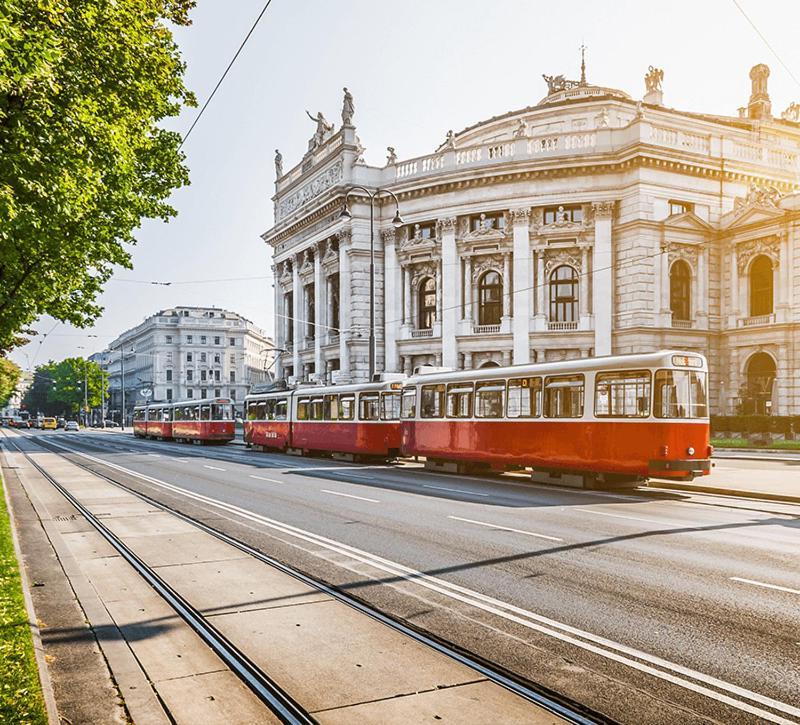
211;404;231;420
654;370;708;419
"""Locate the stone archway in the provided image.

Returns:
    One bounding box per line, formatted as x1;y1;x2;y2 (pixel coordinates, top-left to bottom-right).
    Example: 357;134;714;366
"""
479;360;500;369
744;352;777;415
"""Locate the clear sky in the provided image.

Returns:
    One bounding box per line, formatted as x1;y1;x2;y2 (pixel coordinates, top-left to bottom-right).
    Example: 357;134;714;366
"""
9;0;800;370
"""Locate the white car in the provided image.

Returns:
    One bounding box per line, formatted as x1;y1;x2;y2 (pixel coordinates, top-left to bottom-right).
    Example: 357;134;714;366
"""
64;421;80;432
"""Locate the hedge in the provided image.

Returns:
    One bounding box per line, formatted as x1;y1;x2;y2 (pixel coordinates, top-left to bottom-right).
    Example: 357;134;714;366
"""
710;415;800;435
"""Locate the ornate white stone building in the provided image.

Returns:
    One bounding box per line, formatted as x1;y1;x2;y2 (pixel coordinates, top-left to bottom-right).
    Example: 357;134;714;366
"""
263;64;800;415
99;306;273;420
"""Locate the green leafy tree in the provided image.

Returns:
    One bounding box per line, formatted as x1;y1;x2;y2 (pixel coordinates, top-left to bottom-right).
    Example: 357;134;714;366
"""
0;0;196;351
0;357;20;407
23;358;106;415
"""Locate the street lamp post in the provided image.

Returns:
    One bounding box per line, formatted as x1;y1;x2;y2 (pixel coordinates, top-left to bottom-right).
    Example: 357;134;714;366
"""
339;187;404;381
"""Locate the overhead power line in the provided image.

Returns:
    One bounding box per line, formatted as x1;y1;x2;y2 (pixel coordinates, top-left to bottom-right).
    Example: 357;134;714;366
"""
731;0;800;90
179;0;275;149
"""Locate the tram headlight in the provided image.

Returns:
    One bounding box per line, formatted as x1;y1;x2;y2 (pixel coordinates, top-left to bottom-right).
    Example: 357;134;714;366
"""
687;446;695;456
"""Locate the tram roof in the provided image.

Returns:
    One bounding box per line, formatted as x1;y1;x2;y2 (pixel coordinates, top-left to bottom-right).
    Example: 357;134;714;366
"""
135;397;232;409
403;350;707;386
244;378;405;401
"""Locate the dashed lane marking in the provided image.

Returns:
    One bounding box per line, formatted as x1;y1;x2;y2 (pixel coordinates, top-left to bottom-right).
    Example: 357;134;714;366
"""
249;474;285;484
202;465;226;471
423;484;489;497
448;515;564;542
730;577;800;596
321;489;379;503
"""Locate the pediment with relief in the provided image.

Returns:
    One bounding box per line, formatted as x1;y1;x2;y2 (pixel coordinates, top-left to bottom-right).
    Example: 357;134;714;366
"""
662;211;713;232
722;205;786;230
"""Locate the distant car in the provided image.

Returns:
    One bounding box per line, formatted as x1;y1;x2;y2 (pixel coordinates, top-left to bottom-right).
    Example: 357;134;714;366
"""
57;417;66;429
64;421;80;432
102;420;120;428
42;417;57;430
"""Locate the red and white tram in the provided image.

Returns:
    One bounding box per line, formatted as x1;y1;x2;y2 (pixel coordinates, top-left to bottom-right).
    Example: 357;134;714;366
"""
133;398;235;444
244;378;404;459
399;350;711;484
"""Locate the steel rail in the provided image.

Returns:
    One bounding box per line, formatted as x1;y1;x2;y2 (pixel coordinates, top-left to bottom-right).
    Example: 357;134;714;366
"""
2;434;314;725
13;431;606;725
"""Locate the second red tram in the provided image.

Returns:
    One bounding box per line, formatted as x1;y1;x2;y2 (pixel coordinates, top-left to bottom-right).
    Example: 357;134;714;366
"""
398;350;711;483
133;397;235;444
244;379;404;459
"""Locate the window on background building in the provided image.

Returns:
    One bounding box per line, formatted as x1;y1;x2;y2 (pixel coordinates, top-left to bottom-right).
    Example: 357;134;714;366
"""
478;270;503;325
408;222;435;239
182;310;189;317
668;200;694;216
214;370;220;382
329;273;340;332
186;370;193;381
669;260;692;321
544;205;583;224
549;266;579;322
285;292;294;343
166;352;173;362
229;354;235;364
200;352;207;363
214;388;221;398
750;255;774;316
201;388;207;398
305;284;315;338
187;389;193;399
417;277;436;329
230;390;236;401
201;370;207;381
214;336;220;345
166;389;173;401
166;335;173;344
229;371;235;383
166;369;173;382
214;353;220;364
201;335;207;344
470;212;505;232
187;335;193;344
229;337;235;346
187;352;193;363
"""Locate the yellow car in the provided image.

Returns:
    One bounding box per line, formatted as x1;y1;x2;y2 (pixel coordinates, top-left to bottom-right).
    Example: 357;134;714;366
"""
41;417;57;430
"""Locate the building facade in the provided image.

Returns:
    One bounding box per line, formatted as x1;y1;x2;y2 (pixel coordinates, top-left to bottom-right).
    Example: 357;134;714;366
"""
99;306;273;420
263;64;800;415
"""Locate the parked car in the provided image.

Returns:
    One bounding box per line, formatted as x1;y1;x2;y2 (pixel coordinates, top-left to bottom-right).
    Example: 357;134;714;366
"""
101;420;120;428
64;421;80;432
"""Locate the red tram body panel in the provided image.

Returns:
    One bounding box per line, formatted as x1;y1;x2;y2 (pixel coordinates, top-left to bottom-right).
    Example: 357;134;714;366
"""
133;398;234;444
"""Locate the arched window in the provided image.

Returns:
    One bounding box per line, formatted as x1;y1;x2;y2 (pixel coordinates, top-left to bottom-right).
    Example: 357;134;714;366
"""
750;255;774;316
669;260;691;321
417;277;436;329
549;266;578;322
478;271;503;325
745;352;776;415
479;360;500;368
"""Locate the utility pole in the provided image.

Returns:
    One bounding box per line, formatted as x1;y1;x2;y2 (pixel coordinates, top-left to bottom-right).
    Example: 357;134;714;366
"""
120;347;126;431
83;361;88;426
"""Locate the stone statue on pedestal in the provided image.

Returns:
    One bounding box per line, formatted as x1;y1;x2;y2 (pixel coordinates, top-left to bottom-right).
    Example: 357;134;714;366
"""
274;149;283;177
306;110;334;150
341;87;355;125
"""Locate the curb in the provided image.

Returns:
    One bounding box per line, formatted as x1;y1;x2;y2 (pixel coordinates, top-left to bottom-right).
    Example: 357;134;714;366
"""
647;481;800;505
1;466;60;725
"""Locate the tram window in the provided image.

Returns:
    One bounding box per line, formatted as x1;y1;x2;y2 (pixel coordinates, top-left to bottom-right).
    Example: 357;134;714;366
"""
263;399;275;420
507;377;541;418
296;398;310;420
246;402;259;421
446;384;473;418
420;384;445;418
199;405;211;421
324;394;340;420
174;407;183;421
340;395;355;420
401;388;417;419
475;381;505;418
274;398;288;421
595;370;651;418
311;398;324;421
133;409;143;422
544;375;584;418
212;403;231;420
653;370;708;419
359;393;380;421
381;392;401;420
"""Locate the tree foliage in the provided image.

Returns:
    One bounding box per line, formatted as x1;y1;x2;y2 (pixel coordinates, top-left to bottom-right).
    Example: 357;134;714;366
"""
22;357;106;415
0;0;196;351
0;357;20;407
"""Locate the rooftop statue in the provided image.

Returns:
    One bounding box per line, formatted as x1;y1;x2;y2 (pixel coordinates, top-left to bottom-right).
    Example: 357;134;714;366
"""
341;87;355;125
781;101;800;123
542;73;582;95
386;146;397;165
644;66;664;93
305;110;334;150
274;149;283;177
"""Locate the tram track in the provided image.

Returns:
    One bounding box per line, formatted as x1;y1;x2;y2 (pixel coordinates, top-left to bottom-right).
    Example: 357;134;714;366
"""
4;430;602;725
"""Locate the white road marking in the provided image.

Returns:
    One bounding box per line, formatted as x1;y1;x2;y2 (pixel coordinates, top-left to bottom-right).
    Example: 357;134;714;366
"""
576;508;683;527
35;439;800;723
423;484;489;497
731;577;800;596
249;474;285;484
202;465;225;471
448;515;563;542
321;489;379;503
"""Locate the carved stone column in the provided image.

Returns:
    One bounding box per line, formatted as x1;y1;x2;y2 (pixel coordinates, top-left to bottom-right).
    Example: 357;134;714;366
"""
337;229;352;379
660;244;671;324
502;252;513;319
402;266;412;327
511;207;531;365
779;231;790;319
272;266;283;380
464;256;473;322
439;217;458;368
534;249;546;329
579;245;590;326
382;227;399;372
697;246;708;326
729;244;739;327
292;255;302;376
592;201;614;356
314;244;324;376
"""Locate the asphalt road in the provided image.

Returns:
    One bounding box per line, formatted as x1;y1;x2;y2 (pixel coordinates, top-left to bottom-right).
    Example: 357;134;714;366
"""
18;430;800;724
